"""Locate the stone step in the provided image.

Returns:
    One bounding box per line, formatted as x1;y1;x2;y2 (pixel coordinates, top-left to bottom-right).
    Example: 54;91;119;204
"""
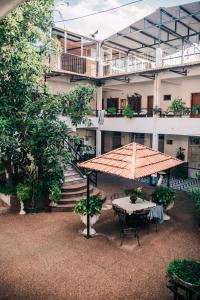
63;178;86;186
61;181;87;191
64;171;79;177
51;190;106;212
0;206;9;215
60;187;97;202
61;186;92;196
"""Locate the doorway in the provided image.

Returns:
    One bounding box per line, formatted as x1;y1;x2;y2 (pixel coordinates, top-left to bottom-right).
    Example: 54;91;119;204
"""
147;95;153;116
107;98;119;110
128;94;141;113
191;93;200;118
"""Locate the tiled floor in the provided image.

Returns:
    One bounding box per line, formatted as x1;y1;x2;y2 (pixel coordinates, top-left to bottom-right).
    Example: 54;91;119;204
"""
0;174;200;300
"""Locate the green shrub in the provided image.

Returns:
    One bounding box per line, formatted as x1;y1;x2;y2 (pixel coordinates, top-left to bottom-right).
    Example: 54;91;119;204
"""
152;187;176;208
73;195;102;217
122;105;134;119
49;184;61;203
124;186;148;200
106;107;117;114
16;182;31;202
189;187;200;220
169;98;187;115
0;183;16;195
167;259;200;286
196;170;200;180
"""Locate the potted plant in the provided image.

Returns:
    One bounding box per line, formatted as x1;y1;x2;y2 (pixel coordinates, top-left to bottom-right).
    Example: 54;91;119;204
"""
122;105;135;119
152;106;161;115
49;184;61;206
192;105;200;115
196;171;200;180
16;182;31;215
106;107;117;115
124;186;148;201
167;259;200;293
73;195;102;236
152;187;176;220
169;98;187;116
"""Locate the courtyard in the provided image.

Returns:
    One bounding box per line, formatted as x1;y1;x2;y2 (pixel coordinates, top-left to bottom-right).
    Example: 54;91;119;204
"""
0;174;200;300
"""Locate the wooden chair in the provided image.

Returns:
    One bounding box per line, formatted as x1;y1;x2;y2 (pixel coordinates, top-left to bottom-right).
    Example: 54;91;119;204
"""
112;205;140;246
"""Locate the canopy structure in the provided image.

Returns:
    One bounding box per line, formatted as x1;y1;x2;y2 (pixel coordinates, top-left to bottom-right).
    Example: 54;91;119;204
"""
79;143;184;239
79;143;184;180
104;1;200;57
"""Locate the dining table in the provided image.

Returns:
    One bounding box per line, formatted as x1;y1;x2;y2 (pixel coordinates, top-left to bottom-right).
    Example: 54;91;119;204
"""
112;197;156;216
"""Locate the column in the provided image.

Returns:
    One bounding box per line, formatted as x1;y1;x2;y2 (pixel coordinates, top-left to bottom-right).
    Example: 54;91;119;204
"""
152;74;161;150
96;86;103;111
155;47;163;68
96;129;102;156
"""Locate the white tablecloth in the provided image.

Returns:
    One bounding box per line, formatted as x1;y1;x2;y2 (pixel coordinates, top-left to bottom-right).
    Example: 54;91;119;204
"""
112;197;156;215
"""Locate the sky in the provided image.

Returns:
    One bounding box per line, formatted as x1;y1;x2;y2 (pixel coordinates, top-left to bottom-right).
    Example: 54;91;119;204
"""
54;0;197;39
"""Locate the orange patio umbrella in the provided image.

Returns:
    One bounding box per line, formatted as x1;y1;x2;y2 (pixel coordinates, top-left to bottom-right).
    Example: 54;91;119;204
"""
79;142;184;238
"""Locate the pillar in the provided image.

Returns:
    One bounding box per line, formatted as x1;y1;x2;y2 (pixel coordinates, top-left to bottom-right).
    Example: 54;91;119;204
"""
96;86;103;111
155;47;163;68
96;129;102;156
152;74;161;150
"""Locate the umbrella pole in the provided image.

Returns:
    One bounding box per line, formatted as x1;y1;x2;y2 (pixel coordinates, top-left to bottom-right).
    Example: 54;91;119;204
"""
86;174;91;239
167;169;171;188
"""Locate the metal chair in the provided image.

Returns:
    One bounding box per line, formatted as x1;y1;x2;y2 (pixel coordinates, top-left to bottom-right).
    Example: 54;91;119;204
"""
112;205;140;246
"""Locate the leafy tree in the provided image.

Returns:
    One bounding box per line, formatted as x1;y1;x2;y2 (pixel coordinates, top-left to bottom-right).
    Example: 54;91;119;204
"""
0;0;95;208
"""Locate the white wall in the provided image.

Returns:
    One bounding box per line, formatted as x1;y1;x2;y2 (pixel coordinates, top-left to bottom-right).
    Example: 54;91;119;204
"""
164;135;189;161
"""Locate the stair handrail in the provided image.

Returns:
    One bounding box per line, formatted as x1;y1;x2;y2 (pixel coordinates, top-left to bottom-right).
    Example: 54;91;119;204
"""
64;138;97;186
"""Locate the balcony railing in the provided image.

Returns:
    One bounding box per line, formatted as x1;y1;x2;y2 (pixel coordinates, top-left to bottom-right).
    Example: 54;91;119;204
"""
50;53;97;77
49;49;200;78
89;108;200;118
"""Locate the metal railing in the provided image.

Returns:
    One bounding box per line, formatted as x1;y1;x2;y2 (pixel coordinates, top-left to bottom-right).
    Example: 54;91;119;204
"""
91;108;200;118
64;139;97;186
50;53;97;77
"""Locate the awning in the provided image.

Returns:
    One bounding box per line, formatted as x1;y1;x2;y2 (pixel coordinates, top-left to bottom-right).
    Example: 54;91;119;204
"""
79;142;184;180
104;1;200;56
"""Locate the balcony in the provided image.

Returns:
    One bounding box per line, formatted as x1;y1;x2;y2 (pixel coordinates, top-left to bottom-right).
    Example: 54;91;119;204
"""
50;53;97;77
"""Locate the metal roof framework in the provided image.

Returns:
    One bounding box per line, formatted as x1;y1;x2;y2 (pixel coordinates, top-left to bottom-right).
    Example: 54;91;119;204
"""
104;1;200;57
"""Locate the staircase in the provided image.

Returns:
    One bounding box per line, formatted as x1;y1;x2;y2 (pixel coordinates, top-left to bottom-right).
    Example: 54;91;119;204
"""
50;164;106;212
0;199;9;215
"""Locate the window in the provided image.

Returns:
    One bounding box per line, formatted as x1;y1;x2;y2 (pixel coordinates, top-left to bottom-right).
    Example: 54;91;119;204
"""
166;140;173;145
164;95;171;101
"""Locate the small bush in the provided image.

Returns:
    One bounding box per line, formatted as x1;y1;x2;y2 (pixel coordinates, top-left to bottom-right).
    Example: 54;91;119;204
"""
167;259;200;286
73;195;102;217
189;187;200;221
122;105;135;119
16;182;31;202
124;186;148;200
152;187;176;208
106;107;117;114
49;184;61;203
0;183;16;195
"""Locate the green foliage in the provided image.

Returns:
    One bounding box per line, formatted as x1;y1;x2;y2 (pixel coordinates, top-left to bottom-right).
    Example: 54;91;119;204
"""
73;195;102;217
152;106;161;114
63;85;95;127
49;184;61;203
16;182;31;202
0;183;16;195
152;187;176;208
192;105;200;114
124;186;148;200
106;107;117;114
169;99;187;115
196;170;200;180
167;259;200;286
122;105;135;118
0;1;96;209
189;187;200;220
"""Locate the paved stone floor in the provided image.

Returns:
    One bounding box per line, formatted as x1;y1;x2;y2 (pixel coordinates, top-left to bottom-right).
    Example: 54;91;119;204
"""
0;174;200;300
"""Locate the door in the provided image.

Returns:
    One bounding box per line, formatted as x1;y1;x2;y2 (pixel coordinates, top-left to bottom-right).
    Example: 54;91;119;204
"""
191;93;200;118
107;98;119;110
113;132;121;149
128;95;141;113
147;96;153;116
